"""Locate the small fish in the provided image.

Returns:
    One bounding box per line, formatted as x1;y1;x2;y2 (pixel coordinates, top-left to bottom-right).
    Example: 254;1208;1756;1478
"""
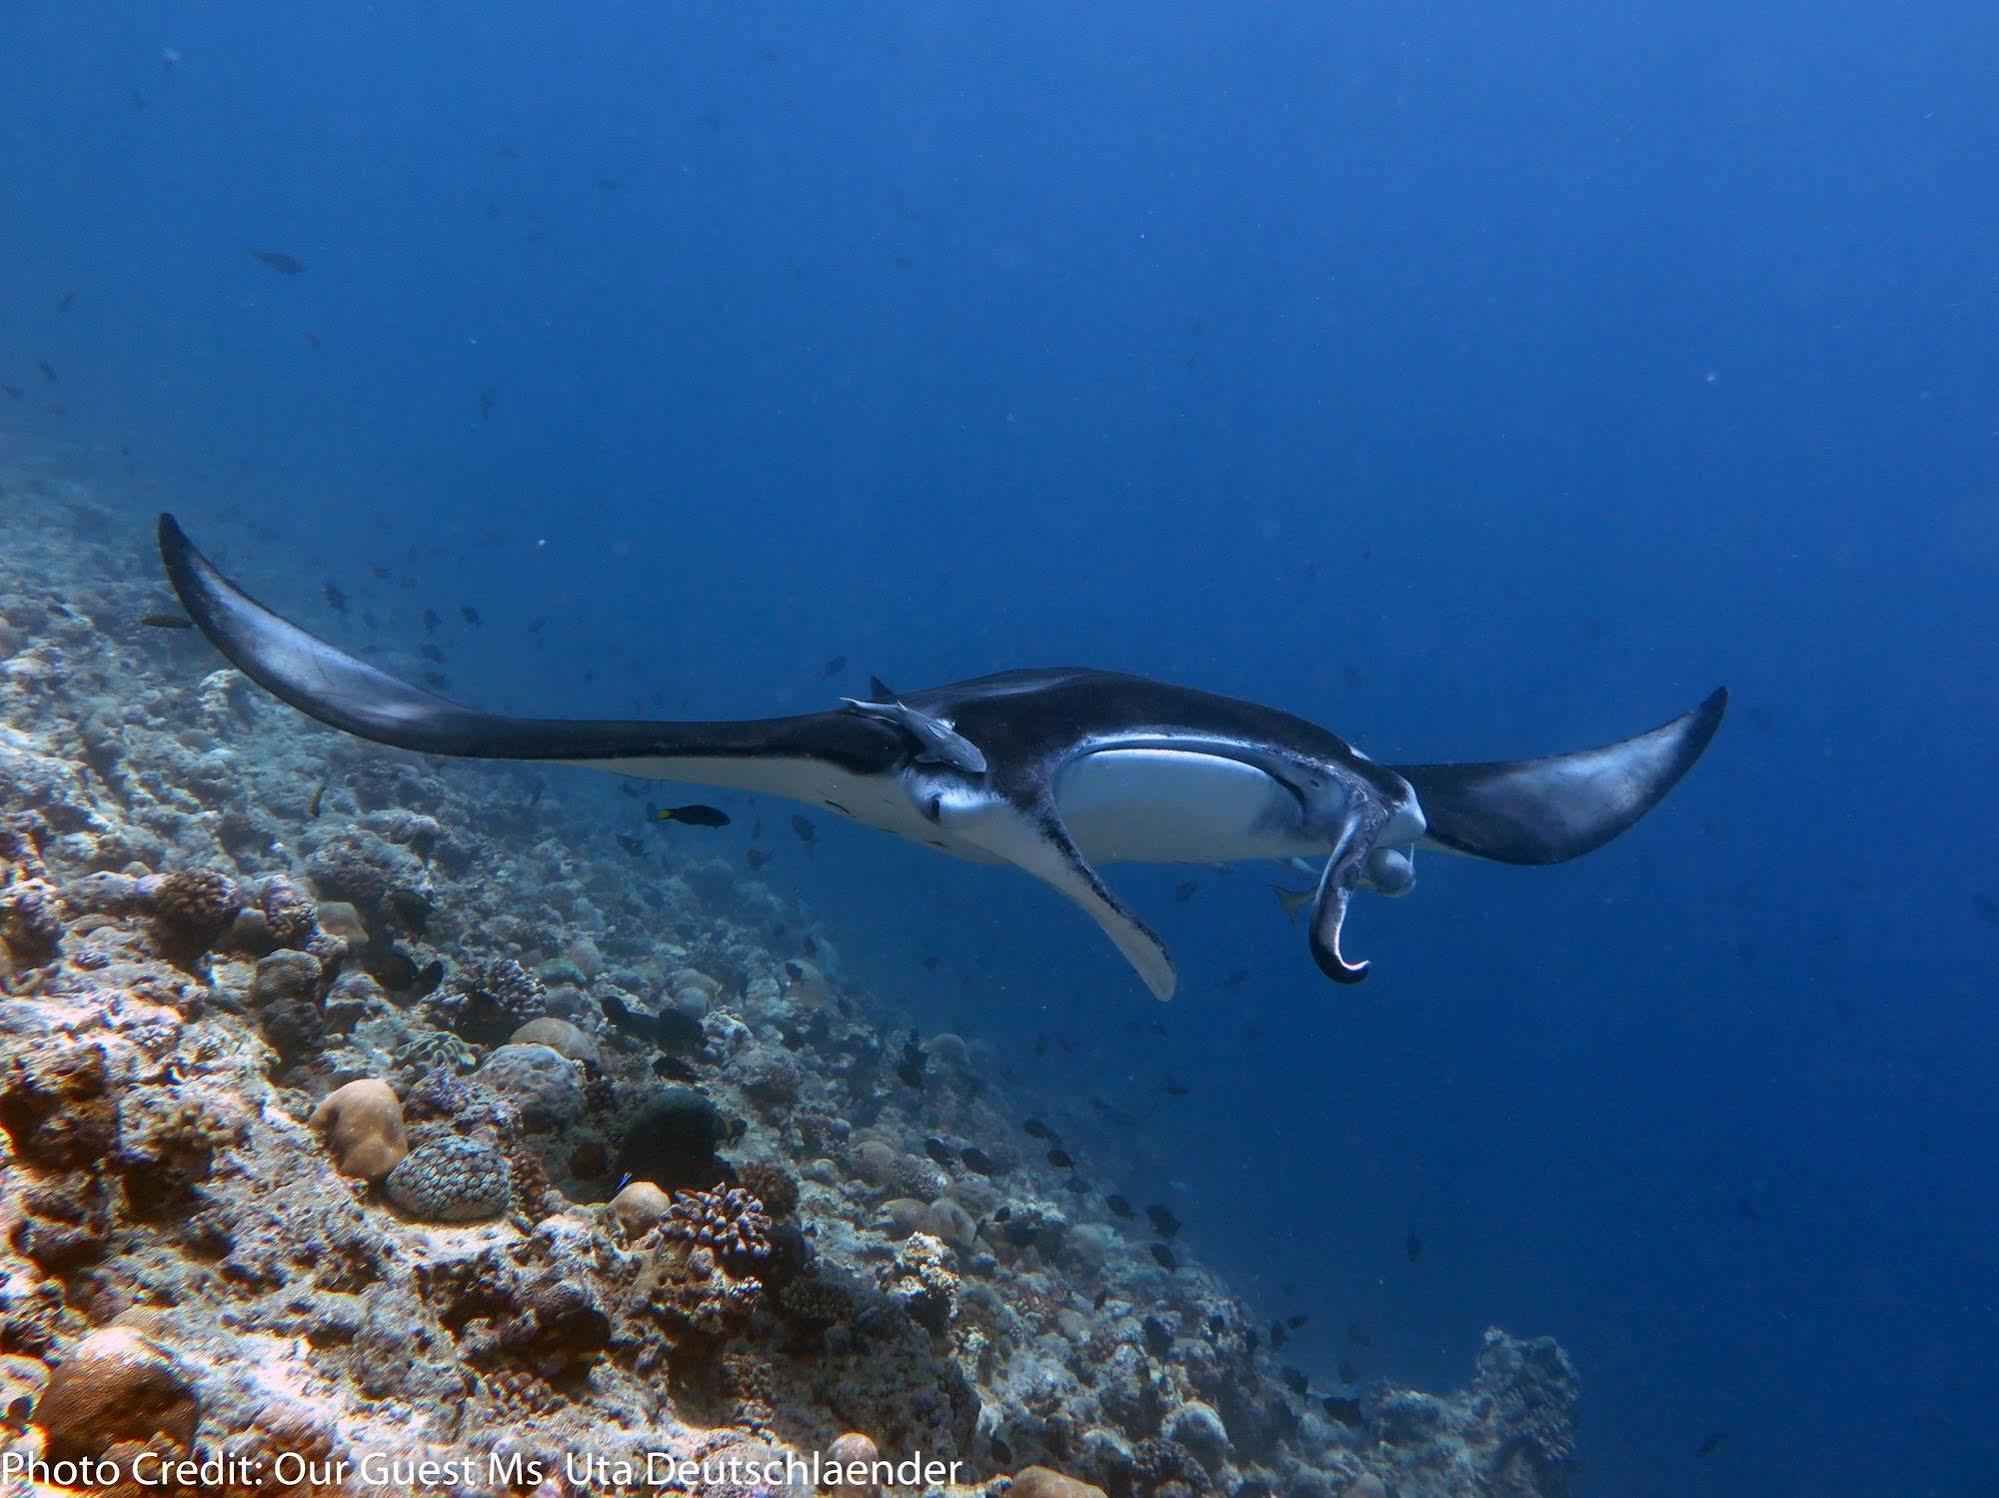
895;1038;928;1091
652;1054;700;1081
656;804;731;828
921;955;939;970
1047;1148;1073;1169
1092;1288;1110;1312
420;644;445;663
1148;1244;1178;1271
615;834;646;859
1162;1075;1192;1098
1066;1176;1090;1194
1271;884;1315;922
324;582;348;613
750;816;764;840
991;1205;1012;1222
1347;1322;1373;1348
1337;1360;1359;1384
527;616;548;635
821;654;847;678
55;291;74;313
421;609;441;633
600;993;703;1054
959;1145;997;1175
307;779;328;819
1173;880;1198;902
1023;1119;1054;1141
368;563;390;579
1146;1204;1181;1240
1321;1396;1365;1427
1285;1313;1308;1330
138;612;193;630
1141;1315;1173;1358
300;330;321;350
250;249;306;274
1106;1195;1134;1219
988;1437;1013;1467
1224;967;1248;988
36;359;58;383
745;848;774;872
0;384;20;399
923;1138;954;1166
1281;1368;1310;1396
419;671;450;691
1406;1231;1424;1264
1694;1431;1730;1461
790;814;817;844
1737;1197;1762;1226
476;388;495;420
412;959;446;997
1270;1320;1288;1350
460;605;481;625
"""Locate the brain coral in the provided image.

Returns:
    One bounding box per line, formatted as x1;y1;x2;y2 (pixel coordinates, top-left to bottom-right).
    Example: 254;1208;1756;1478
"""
308;1078;408;1181
384;1136;512;1223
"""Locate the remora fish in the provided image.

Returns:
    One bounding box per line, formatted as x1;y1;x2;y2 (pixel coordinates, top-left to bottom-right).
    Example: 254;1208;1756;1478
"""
155;514;1724;1000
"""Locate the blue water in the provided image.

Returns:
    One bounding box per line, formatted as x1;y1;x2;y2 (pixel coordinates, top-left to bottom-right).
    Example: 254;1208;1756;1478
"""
5;3;1996;1493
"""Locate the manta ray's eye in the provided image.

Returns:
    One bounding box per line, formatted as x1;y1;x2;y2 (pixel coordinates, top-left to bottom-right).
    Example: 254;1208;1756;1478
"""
925;794;943;823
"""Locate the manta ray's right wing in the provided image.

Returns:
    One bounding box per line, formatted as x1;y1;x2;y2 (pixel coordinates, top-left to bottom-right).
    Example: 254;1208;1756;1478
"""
1394;689;1727;866
157;514;903;795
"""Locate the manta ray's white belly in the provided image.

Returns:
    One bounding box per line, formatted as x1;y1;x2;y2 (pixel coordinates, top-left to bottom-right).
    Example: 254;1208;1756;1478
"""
1057;748;1329;865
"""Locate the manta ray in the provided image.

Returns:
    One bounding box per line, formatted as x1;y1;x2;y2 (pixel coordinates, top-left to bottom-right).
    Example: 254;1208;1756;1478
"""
157;515;1724;1000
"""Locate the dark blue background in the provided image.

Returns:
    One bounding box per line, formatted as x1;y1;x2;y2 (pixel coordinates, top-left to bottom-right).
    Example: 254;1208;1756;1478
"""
4;3;1995;1493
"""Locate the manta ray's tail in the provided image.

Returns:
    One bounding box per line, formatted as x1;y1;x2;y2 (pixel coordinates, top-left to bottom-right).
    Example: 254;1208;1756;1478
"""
1393;689;1727;866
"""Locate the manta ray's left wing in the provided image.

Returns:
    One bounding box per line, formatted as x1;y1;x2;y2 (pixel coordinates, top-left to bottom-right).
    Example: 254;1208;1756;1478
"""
156;514;902;796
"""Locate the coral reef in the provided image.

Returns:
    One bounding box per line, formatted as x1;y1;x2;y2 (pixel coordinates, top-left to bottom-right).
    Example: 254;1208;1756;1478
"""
0;483;1580;1498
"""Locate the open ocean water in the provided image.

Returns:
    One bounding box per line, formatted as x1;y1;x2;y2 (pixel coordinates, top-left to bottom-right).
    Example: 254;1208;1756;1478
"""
3;3;1996;1496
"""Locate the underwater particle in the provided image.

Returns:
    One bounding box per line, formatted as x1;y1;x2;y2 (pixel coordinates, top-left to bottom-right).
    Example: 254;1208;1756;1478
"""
384;1136;511;1224
1174;880;1198;902
1148;1244;1178;1270
250;249;305;273
610;1180;672;1238
746;848;774;872
421;608;440;633
32;1327;198;1464
1406;1230;1424;1264
1695;1431;1730;1460
615;834;646;859
36;358;58;382
308;1078;408;1181
1163;1076;1191;1097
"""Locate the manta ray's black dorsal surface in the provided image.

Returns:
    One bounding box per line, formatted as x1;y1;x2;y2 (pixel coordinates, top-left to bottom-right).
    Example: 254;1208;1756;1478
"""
157;513;1725;1000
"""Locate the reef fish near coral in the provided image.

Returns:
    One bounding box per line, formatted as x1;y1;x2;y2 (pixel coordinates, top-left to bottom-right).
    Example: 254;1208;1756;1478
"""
157;514;1724;1001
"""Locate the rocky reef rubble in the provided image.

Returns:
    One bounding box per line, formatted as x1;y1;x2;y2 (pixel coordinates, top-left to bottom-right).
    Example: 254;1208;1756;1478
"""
0;476;1578;1496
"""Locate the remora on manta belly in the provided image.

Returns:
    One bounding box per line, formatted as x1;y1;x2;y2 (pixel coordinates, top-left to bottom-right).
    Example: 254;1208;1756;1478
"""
155;514;1725;1000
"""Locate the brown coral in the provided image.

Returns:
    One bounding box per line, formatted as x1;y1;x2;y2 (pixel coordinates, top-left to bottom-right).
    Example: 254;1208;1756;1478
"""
661;1185;772;1268
32;1327;198;1464
735;1158;800;1219
308;1079;408;1181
